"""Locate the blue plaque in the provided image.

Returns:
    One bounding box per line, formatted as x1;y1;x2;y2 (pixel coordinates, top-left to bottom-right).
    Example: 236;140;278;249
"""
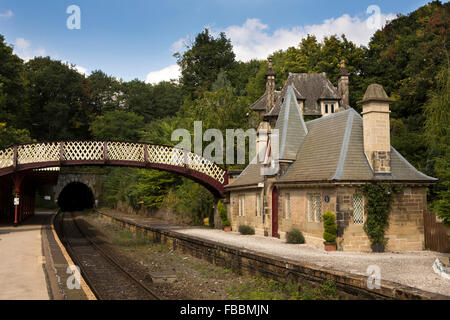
324;195;330;203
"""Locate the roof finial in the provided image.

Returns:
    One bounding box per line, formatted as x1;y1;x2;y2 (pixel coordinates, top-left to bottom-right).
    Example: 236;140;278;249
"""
339;59;349;76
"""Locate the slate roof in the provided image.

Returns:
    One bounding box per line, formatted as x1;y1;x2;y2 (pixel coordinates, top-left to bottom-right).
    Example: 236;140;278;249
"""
277;109;436;183
250;91;280;111
225;160;265;189
274;86;308;161
266;73;341;117
227;94;436;190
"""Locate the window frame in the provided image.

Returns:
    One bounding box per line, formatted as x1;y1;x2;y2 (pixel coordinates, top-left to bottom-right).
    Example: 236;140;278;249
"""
352;194;365;225
256;194;261;217
308;193;322;223
285;193;291;219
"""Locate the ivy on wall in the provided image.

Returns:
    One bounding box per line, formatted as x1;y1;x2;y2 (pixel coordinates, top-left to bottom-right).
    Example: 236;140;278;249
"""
359;183;403;249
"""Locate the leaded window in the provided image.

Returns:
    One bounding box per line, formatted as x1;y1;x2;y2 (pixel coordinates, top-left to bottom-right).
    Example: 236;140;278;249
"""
239;195;245;217
308;193;321;222
353;194;364;224
285;193;291;219
256;194;261;217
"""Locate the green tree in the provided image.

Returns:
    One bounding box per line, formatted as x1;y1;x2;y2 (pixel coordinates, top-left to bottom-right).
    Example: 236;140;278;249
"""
0;35;27;126
178;29;235;98
24;57;92;140
0;122;32;149
90;110;145;141
424;65;450;227
87;70;124;114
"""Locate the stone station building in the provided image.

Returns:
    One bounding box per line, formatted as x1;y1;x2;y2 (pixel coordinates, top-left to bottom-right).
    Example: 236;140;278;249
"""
225;60;436;252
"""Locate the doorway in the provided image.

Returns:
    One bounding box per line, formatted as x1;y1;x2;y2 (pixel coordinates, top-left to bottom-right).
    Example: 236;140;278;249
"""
271;187;279;238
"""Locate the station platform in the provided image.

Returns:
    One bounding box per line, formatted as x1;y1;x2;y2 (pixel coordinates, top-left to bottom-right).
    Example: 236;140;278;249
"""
0;212;91;300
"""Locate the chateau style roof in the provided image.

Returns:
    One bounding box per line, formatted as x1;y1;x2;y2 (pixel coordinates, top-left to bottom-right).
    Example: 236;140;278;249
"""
266;73;341;117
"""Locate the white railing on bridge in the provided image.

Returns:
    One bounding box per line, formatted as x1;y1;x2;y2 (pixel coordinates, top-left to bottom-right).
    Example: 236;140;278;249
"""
0;141;226;184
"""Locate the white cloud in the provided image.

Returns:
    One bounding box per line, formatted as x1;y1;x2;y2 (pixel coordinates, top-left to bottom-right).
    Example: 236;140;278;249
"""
0;10;13;19
172;12;396;62
13;38;47;61
146;64;181;84
74;65;89;75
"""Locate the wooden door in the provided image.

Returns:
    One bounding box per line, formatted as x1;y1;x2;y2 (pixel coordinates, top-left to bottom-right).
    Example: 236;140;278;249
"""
272;187;279;238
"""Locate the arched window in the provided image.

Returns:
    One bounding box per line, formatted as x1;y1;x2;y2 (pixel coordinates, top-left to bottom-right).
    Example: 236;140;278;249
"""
325;104;329;113
331;104;335;113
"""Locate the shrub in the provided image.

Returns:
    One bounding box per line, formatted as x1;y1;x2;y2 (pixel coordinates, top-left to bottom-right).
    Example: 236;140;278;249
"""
238;225;255;235
322;211;337;244
217;201;231;228
360;183;402;247
286;229;305;244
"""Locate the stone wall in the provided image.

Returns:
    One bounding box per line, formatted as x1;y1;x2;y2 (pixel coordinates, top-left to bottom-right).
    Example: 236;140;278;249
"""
230;184;427;252
336;186;426;252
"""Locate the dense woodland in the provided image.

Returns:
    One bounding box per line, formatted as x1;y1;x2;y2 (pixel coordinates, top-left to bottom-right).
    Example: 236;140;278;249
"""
0;1;448;226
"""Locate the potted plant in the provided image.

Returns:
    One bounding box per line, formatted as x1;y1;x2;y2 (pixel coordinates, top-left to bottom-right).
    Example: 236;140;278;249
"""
322;210;338;251
222;220;232;232
218;201;231;231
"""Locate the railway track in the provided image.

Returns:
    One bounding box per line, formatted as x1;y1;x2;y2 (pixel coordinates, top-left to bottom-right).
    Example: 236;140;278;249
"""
58;211;160;300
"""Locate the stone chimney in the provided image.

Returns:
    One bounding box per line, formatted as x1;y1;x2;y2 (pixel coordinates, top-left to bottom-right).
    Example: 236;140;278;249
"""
338;60;350;107
359;84;392;173
265;58;276;114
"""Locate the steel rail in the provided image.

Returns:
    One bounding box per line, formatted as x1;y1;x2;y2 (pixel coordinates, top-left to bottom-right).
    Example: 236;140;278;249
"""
59;211;160;300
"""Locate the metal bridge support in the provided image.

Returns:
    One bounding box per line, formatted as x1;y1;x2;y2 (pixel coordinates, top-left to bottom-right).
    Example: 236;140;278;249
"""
10;173;35;226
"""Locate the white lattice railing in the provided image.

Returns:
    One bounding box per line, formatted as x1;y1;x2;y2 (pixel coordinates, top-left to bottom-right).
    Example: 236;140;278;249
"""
0;141;226;184
0;147;14;168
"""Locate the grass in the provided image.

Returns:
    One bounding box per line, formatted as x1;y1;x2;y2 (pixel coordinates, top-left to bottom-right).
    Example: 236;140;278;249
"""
227;277;339;300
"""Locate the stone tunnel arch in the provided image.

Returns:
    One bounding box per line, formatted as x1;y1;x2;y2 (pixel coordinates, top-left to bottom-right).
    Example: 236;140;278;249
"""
54;173;104;206
57;181;95;212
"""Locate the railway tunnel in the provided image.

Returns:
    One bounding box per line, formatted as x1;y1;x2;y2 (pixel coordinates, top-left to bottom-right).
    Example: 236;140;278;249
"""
57;182;95;212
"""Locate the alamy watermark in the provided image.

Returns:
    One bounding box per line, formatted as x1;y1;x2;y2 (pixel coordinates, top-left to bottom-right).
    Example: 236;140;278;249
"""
366;265;381;290
171;121;280;176
66;5;81;30
366;5;382;30
66;265;81;290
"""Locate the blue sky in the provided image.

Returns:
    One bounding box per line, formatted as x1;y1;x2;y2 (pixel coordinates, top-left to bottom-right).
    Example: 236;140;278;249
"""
0;0;430;83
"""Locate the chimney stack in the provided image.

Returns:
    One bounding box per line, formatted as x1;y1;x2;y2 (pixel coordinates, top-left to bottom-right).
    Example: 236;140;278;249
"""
338;59;350;107
359;84;392;173
265;58;276;114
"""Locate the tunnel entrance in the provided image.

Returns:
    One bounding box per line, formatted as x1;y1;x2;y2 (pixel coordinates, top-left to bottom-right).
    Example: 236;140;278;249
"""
58;182;94;212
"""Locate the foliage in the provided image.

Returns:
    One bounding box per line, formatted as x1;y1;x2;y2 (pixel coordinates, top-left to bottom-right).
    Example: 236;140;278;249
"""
87;70;124;114
217;200;230;227
424;65;450;227
90;110;145;141
227;277;339;300
286;229;305;244
177;29;236;98
0;35;26;125
163;178;213;225
102;168;141;208
322;211;337;244
359;184;403;245
0;122;32;149
24;57;92;140
238;225;255;235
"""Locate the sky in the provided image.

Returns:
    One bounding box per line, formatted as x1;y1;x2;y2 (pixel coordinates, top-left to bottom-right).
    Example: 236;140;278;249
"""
0;0;431;84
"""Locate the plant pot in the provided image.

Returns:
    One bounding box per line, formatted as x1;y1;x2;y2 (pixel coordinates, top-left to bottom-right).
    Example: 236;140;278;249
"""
223;226;232;232
324;243;337;251
371;243;385;253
